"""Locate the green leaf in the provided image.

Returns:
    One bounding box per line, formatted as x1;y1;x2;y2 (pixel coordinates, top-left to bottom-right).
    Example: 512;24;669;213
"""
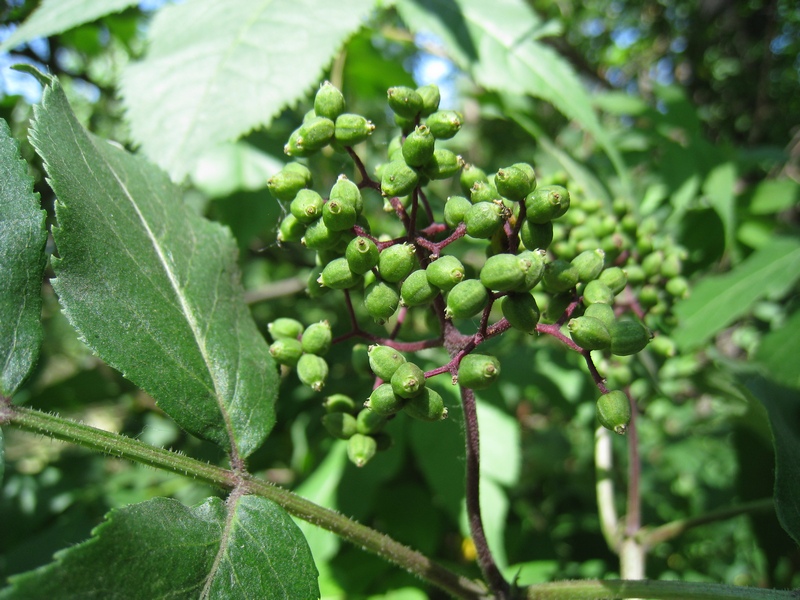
755;309;800;389
1;495;320;599
0;427;4;484
0;119;47;397
121;0;377;181
702;161;737;253
0;0;139;52
477;401;520;487
672;237;800;351
749;178;800;215
29;75;277;458
395;0;630;195
190;142;284;199
743;377;800;546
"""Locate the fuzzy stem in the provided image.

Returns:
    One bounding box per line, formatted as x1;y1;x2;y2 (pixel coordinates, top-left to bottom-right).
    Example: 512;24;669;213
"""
524;579;799;599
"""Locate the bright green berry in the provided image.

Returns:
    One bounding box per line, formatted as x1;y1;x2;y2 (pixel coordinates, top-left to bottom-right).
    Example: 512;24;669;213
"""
269;338;304;367
302;215;342;250
404;387;448;422
381;159;419;197
571;249;606;282
495;165;531;201
368;345;406;381
519;219;553;250
301;321;332;355
597;390;632;435
501;292;540;333
425;110;463;139
582;279;615;305
268;166;310;202
465;201;506;239
584;302;616;330
322;412;358;439
460;163;488;194
423;148;463;180
512;162;536;192
480;253;526;292
314;81;345;119
470;180;499;203
364;280;400;324
298;116;335;151
568;316;612;350
278;213;305;243
426;255;466;291
347;433;377;467
334;113;376;146
290;189;324;224
400;269;440;307
525;185;570;224
297;353;329;391
268;317;304;341
365;383;407;416
445;279;489;319
402;125;436;167
665;276;689;298
387;86;424;119
391;361;426;399
515;249;547;291
306;265;329;298
543;259;579;292
330;175;363;214
416;84;441;116
324;393;357;414
319;257;362;290
651;335;677;357
345;236;379;275
457;354;500;390
609;320;651;356
356;408;387;435
378;243;416;283
322;199;357;231
444;195;472;228
598;267;627;294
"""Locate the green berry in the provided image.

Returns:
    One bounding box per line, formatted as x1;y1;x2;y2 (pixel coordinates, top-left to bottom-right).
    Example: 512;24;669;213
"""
284;128;312;157
495;165;531;201
268;317;304;341
425;110;463;139
278;213;305;243
297;353;329;391
598;267;627;294
404;387;448;422
480;253;526;292
306;265;330;298
512;162;536;192
347;433;377;467
571;249;606;282
269;338;304;367
356;408;387;435
465;201;506;239
469;180;499;203
365;383;407;416
400;269;440;307
290;189;324;224
582;280;615;305
515;249;547;291
314;81;345;120
584;302;616;330
460;163;489;195
543;292;572;323
298;116;335;151
665;276;689;298
268;167;310;202
324;393;357;414
568;316;612;350
661;252;683;279
445;279;489;319
457;354;500;390
345;236;379;275
381;159;419;197
543;259;579;292
444;195;472;228
501;292;540;333
364;280;400;324
322;412;358;439
651;335;677;357
642;251;664;279
387;86;424;119
423;148;463;180
334;113;376;146
303;215;342;250
391;361;426;399
319;257;362;290
402;125;436;167
426;255;466;291
638;285;659;308
519;219;553;250
609;319;651;356
378;243;416;283
624;263;646;285
301;321;332;355
597;390;632;435
368;345;406;381
322;199;357;231
525;185;570;224
416;84;441;116
330;175;363;214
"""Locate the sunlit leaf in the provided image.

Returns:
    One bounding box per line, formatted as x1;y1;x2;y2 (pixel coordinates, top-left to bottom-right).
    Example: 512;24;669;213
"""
755;309;800;389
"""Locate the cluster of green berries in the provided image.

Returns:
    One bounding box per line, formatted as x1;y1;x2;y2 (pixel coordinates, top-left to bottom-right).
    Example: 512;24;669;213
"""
268;318;332;392
266;80;688;446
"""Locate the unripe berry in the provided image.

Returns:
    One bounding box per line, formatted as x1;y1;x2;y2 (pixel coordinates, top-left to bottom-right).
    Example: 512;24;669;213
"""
543;259;579;292
425;110;463;139
297;353;329;391
378;243;416;283
571;249;605;282
416;84;441;116
387;86;424;119
568;316;611;350
278;213;305;243
584;302;616;330
402;125;436;167
356;408;387;435
609;319;651;356
598;267;628;294
290;189;324;224
319;257;362;290
345;236;379;275
268;165;311;202
423;148;464;180
661;252;682;279
298;116;335;151
347;433;377;467
665;276;689;298
324;393;357;414
368;345;406;381
543;292;572;323
330;175;363;214
426;255;466;291
642;250;664;279
269;338;304;367
400;269;440;307
444;195;472;228
460;163;488;195
303;217;342;250
364;280;400;324
314;81;345;119
582;279;615;305
465;201;506;239
284;128;312;157
322;412;358;439
501;292;540;333
381;159;419;197
268;317;304;341
365;383;407;416
301;321;332;355
495;165;531;201
597;390;632;435
515;249;547;291
391;362;426;399
306;265;330;298
519;220;553;250
525;185;570;224
404;387;448;422
445;279;489;319
651;335;677;357
470;180;499;203
512;162;536;192
457;354;500;390
480;253;526;292
334;113;375;146
322;199;357;231
624;263;646;285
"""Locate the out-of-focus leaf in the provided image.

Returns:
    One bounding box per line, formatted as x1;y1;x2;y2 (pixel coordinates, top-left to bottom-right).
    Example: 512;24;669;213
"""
749;179;800;215
744;377;800;546
592;91;650;116
477;401;520;487
755;309;800;389
191;142;283;199
121;0;376;181
28;72;277;458
502;560;559;585
702;162;737;252
0;119;47;397
460;476;508;569
672;237;800;351
0;428;4;484
396;0;630;194
0;495;319;599
0;0;139;52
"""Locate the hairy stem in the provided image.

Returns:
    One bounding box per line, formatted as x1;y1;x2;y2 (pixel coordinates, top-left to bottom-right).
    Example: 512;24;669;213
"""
524;579;799;599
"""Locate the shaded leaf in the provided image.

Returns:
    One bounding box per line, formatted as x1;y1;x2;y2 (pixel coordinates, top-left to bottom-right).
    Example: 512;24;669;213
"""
672;237;800;351
702;161;737;253
29;74;277;458
749;179;800;215
477;401;520;487
0;119;47;397
755;309;800;389
1;495;319;599
0;427;4;484
0;0;139;53
121;0;376;180
744;377;800;546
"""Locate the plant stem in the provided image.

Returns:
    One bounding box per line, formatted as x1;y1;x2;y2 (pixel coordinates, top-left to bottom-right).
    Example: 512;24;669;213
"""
524;579;800;599
621;390;645;579
460;387;512;599
595;426;621;553
0;404;488;600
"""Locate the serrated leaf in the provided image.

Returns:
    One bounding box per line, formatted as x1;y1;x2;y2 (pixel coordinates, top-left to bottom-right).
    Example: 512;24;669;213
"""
0;0;139;53
395;0;629;194
672;237;800;351
755;309;800;389
121;0;376;181
0;495;319;599
743;377;800;546
29;75;277;458
0;119;47;397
